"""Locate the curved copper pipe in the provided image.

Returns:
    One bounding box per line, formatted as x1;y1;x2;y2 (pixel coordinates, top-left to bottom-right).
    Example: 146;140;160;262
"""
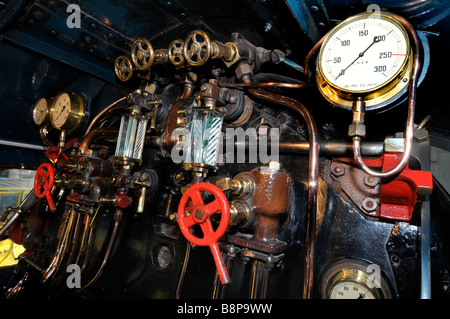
180;83;195;100
352;13;421;179
84;96;127;136
247;88;319;299
75;214;92;266
81;223;96;274
79;219;120;292
78;128;119;155
303;34;327;82
42;207;76;284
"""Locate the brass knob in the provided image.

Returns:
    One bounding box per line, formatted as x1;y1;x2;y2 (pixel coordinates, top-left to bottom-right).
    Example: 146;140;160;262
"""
183;30;211;66
114;56;133;81
131;38;155;71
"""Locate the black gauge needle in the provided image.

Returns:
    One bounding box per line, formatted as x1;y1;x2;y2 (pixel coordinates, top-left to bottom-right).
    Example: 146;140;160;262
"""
55;105;66;121
335;36;381;81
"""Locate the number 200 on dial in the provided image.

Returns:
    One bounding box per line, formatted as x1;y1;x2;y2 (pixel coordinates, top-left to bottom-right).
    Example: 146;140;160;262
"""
318;12;410;94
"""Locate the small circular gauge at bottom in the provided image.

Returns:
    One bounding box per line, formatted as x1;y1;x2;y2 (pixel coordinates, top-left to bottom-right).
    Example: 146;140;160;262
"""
320;259;392;299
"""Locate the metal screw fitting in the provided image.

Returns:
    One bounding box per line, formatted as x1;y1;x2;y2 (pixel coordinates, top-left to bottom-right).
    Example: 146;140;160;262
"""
361;197;377;213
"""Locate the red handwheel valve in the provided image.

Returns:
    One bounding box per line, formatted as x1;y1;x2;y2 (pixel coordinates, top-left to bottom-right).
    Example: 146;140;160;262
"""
34;163;56;212
177;182;231;285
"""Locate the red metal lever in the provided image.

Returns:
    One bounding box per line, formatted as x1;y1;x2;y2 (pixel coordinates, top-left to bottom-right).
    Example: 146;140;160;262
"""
34;163;56;212
177;182;231;285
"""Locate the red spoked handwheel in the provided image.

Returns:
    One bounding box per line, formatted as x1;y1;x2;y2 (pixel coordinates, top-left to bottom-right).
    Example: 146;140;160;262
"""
178;182;231;285
34;163;56;212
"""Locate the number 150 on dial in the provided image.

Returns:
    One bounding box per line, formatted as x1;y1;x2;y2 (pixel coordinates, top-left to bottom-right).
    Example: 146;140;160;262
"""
316;12;411;110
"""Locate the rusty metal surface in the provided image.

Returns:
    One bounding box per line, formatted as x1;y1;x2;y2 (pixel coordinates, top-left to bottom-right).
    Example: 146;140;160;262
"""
325;159;381;218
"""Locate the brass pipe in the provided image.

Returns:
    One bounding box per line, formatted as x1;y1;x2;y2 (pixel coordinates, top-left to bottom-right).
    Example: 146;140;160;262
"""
247;89;319;299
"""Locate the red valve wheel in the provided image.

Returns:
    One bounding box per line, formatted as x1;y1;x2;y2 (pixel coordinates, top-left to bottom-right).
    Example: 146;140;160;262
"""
178;182;231;285
34;163;56;212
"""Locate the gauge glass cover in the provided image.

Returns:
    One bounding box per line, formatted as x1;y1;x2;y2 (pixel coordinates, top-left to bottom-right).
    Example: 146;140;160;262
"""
318;13;409;94
32;98;48;125
50;93;72;129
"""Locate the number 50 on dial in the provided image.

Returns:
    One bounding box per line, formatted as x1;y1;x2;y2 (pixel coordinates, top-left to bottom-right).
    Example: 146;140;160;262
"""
316;12;413;111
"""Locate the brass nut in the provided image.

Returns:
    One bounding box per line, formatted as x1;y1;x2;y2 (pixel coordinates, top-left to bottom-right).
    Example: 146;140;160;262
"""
235;63;252;80
348;122;366;137
229;201;250;226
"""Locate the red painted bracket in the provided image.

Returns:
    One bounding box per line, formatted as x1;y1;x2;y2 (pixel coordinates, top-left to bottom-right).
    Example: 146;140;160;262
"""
363;152;433;221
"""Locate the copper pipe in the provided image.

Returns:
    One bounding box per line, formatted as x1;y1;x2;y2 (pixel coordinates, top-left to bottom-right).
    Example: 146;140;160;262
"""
303;35;327;83
52;210;83;288
75;214;92;266
64;212;83;267
79;219;120;292
218;81;308;89
250;260;270;299
42;206;76;284
247;88;319;299
176;241;191;299
5;272;29;299
84;96;126;136
352;13;421;179
78;128;119;155
81;223;96;274
180;83;195;100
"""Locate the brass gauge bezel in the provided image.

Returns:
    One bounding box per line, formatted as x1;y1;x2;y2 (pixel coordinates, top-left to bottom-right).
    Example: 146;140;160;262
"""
320;259;392;299
49;92;86;133
316;12;412;111
32;97;50;126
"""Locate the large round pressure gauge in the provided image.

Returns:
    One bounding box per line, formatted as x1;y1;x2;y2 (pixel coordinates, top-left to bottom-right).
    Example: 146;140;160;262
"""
316;12;412;111
49;92;86;133
320;259;392;299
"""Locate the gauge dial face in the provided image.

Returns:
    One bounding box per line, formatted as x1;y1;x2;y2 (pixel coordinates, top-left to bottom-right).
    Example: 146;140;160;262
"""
50;92;72;129
329;280;376;299
320;259;392;299
318;13;409;94
32;97;48;125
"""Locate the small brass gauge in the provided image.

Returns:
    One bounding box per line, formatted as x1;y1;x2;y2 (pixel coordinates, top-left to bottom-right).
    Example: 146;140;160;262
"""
32;97;50;126
316;12;412;111
49;92;86;133
320;259;392;299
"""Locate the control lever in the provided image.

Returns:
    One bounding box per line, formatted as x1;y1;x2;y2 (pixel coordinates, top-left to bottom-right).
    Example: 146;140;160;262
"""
34;163;56;212
177;182;231;285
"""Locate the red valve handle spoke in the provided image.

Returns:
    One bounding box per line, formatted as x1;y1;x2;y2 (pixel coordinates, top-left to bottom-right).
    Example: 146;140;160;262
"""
178;182;231;285
34;163;56;212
